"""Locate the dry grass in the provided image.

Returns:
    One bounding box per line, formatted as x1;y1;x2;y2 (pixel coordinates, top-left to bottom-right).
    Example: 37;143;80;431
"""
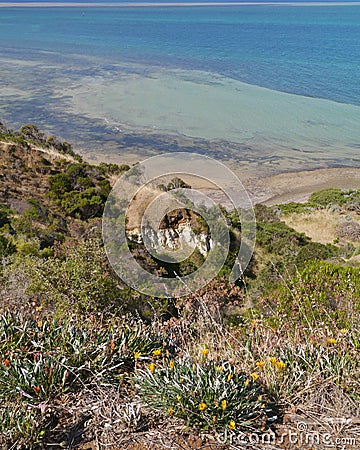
1;292;359;449
283;209;360;245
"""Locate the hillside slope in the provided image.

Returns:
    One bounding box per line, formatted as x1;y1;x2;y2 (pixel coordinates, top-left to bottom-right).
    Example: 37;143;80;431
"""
0;124;359;450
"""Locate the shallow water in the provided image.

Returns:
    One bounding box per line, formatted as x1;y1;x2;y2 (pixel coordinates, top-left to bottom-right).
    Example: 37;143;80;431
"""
66;68;360;156
1;4;360;174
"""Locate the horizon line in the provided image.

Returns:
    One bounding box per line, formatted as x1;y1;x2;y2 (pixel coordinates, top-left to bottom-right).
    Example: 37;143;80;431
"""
1;1;360;7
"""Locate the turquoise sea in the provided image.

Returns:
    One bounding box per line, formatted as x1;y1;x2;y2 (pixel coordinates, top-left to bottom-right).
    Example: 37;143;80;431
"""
1;2;360;173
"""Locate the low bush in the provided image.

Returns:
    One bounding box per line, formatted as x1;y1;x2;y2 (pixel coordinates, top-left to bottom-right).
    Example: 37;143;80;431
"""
273;261;360;330
135;355;270;434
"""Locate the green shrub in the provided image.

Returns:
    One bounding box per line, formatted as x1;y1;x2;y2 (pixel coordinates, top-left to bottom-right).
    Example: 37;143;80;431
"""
0;234;16;257
294;242;337;267
49;173;72;197
13;239;120;314
19;124;45;144
308;188;352;208
61;188;104;219
0;204;12;228
98;162;130;175
256;221;309;257
277;202;311;215
274;261;360;329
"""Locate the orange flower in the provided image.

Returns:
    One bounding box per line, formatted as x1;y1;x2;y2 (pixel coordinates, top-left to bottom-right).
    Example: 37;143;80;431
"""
3;359;10;367
34;386;41;394
110;342;116;351
169;361;175;369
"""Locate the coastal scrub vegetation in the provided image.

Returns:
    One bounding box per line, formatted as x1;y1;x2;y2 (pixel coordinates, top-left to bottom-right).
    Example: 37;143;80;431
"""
0;126;359;448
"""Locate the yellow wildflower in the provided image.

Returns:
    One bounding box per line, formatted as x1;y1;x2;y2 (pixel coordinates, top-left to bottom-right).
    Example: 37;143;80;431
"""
221;399;227;410
148;363;155;373
328;338;337;345
268;357;278;366
228;420;236;430
177;395;182;402
201;347;209;358
244;378;250;387
169;361;175;370
340;328;349;334
275;361;286;371
255;361;265;369
180;377;184;383
168;408;175;415
37;320;43;329
199;403;207;411
153;349;161;357
213;416;217;423
227;373;233;381
215;365;223;372
134;351;141;360
250;372;259;381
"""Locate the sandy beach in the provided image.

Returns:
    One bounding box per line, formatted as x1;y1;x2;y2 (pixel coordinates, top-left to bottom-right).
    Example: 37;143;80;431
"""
80;145;360;206
259;167;360;205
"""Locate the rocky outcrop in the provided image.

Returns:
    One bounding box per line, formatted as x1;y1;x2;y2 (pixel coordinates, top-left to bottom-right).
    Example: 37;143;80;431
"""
127;208;212;256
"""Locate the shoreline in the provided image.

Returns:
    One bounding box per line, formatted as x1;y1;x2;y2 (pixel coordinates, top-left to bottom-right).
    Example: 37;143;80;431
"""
79;148;360;206
259;167;360;205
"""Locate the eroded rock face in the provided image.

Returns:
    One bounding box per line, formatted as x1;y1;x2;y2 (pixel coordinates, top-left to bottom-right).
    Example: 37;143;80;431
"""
127;209;212;257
